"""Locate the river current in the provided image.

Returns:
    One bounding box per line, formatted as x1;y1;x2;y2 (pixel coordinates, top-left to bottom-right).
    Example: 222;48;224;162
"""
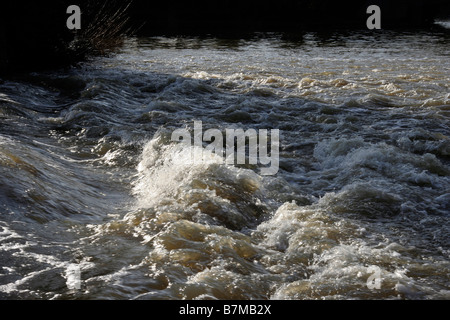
0;29;449;300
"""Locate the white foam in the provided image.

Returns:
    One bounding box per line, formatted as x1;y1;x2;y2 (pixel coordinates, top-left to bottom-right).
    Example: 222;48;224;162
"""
134;135;226;208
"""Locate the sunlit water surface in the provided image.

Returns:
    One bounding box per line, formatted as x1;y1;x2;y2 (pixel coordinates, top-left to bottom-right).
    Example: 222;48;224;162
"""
0;29;449;300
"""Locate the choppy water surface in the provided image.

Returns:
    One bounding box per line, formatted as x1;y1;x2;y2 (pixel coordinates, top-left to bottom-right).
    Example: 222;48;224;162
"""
1;29;449;300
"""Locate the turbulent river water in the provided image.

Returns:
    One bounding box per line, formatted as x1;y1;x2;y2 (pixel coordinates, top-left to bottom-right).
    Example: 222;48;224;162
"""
0;29;449;300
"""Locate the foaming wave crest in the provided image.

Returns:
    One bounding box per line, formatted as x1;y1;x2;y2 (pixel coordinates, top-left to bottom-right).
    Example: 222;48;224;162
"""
132;133;270;230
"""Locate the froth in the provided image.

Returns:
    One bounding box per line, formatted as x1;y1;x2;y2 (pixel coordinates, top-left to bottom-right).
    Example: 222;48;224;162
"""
132;134;269;230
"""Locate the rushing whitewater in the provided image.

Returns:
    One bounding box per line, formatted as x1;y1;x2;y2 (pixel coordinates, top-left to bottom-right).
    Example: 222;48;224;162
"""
0;30;449;300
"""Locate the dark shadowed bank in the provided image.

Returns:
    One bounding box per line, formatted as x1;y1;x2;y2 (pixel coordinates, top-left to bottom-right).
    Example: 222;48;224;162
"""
130;0;450;35
0;0;132;75
0;0;449;75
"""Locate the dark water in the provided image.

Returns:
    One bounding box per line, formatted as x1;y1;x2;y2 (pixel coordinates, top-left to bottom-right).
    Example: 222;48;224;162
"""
0;29;449;300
